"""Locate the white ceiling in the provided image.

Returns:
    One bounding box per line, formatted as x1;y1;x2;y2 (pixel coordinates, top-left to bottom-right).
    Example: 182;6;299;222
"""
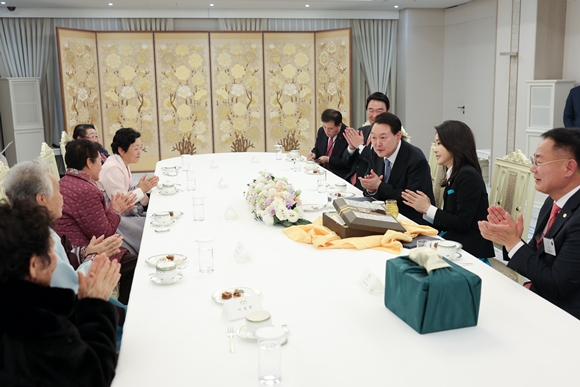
3;0;471;12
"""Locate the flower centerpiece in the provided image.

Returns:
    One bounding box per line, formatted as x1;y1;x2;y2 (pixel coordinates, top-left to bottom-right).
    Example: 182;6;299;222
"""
246;171;311;227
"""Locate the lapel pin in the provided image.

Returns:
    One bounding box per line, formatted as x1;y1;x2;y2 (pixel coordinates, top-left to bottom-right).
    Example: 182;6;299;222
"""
563;213;568;218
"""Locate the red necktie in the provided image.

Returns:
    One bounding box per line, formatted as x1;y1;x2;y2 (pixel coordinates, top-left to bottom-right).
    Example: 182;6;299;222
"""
326;137;334;157
536;203;560;248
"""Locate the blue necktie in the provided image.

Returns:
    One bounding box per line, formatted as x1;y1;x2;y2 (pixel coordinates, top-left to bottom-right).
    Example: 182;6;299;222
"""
384;158;391;182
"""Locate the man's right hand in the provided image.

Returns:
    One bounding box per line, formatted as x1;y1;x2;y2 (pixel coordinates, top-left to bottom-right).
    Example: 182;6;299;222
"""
344;127;364;150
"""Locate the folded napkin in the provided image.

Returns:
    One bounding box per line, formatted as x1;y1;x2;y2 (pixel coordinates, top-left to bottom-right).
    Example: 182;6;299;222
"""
408;247;451;273
283;217;438;254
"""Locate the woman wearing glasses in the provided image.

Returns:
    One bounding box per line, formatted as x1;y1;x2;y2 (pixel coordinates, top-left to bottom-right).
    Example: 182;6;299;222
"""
401;120;494;260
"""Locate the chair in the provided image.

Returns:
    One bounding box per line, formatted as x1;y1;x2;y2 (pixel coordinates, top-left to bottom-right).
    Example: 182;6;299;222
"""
0;161;9;202
489;149;536;251
427;143;446;209
60;131;73;169
39;142;60;180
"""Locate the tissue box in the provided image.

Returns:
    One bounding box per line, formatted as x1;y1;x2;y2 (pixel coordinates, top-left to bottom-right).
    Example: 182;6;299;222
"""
384;257;481;334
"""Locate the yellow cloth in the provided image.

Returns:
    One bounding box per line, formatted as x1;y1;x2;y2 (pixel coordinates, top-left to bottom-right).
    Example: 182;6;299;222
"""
283;217;438;254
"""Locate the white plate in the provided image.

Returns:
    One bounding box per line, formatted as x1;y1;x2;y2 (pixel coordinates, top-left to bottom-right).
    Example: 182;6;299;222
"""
145;253;188;266
150;219;175;227
150;273;184;285
159;190;180;196
212;287;262;304
161;166;181;171
237;325;288;345
327;192;355;199
162;171;179;177
434;240;463;250
304;169;324;175
154;228;170;233
153;211;184;219
303;203;326;212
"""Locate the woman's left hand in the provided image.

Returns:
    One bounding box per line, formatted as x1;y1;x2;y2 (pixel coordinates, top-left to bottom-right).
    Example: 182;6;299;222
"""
401;189;431;214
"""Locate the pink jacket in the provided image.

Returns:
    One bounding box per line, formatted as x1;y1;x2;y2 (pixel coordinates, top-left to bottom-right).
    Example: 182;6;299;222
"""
55;169;124;261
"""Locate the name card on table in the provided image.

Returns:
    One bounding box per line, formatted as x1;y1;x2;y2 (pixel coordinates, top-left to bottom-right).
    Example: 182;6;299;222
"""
359;269;384;294
234;242;252;263
222;295;262;321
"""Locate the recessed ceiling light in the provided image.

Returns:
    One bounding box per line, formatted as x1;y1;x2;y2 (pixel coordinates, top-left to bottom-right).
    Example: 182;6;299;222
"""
305;4;309;7
210;3;214;6
394;5;399;8
1;2;6;4
108;2;113;5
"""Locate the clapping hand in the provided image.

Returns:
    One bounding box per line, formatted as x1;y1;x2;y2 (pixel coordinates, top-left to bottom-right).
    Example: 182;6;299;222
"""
110;192;137;214
478;206;523;251
344;127;363;150
77;254;121;301
86;234;124;258
138;174;159;193
359;169;383;192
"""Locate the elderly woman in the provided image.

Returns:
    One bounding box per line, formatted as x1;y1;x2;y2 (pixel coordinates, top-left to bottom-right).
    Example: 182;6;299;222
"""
73;123;110;164
3;160;123;293
0;199;120;385
55;139;137;304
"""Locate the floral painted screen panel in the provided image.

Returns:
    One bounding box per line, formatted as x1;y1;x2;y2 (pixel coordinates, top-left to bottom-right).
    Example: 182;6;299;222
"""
154;32;213;158
97;32;159;172
315;29;351;127
210;32;265;153
56;28;102;137
263;33;316;154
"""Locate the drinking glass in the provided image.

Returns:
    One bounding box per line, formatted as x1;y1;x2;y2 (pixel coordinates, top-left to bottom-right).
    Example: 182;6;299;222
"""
274;144;283;160
181;154;190;172
192;195;205;221
186;169;196;191
256;327;285;386
196;236;214;274
317;170;327;193
385;199;399;218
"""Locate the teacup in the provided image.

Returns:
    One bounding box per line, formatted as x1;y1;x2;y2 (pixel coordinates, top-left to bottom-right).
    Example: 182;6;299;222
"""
290;150;300;160
155;260;178;282
245;310;272;336
163;167;178;176
437;241;458;260
161;183;177;195
305;161;317;171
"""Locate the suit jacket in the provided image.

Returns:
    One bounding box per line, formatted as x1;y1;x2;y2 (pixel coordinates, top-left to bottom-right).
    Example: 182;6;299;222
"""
363;140;435;225
311;124;350;179
341;125;371;181
507;189;580;319
564;86;580;128
432;165;494;258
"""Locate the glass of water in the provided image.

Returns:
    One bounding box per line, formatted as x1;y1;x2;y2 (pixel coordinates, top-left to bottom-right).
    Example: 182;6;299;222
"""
196;236;214;274
186;169;196;191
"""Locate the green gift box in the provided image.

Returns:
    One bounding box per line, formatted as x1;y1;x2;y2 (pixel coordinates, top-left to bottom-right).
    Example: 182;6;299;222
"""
384;256;482;334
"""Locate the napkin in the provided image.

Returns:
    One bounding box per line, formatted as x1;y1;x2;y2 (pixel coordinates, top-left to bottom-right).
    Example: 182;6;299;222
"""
283;218;438;254
408;247;451;273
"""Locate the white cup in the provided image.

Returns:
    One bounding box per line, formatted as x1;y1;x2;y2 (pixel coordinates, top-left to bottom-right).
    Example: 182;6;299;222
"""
290;149;299;160
161;183;177;195
437;241;458;260
305;161;317;171
163;167;178;176
246;310;273;335
155;260;178;282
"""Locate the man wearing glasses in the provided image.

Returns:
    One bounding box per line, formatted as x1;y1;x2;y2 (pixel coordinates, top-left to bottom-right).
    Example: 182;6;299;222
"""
479;128;580;319
72;124;110;164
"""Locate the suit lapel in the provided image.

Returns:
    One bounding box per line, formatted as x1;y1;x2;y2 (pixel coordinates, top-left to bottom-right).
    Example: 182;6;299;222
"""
545;190;580;239
388;141;408;184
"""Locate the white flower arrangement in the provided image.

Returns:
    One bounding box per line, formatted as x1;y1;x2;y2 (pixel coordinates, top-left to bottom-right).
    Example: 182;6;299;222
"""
245;171;310;227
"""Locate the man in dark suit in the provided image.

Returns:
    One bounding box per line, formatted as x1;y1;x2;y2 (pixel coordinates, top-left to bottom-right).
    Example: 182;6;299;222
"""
358;112;434;225
564;85;580;128
307;109;349;179
479;128;580;319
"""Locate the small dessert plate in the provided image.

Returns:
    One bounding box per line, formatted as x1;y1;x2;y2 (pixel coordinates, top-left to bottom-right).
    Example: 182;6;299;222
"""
304;169;323;175
212;287;262;304
327;192;355;199
303;203;326;212
153;211;184;219
150;219;175;227
145;253;188;267
149;273;184;285
237;325;288;345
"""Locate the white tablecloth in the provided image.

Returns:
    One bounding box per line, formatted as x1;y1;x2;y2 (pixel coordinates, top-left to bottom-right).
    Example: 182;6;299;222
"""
112;152;580;387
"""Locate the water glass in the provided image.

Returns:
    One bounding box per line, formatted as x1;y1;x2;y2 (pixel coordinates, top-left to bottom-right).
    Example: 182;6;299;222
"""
274;144;283;160
416;240;430;248
316;170;327;193
181;154;190;171
192;195;205;221
196;236;214;274
256;326;285;386
186;169;196;191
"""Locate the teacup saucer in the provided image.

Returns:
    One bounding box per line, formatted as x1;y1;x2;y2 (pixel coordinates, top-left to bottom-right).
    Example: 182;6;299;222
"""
149;273;184;285
162;171;179;177
237;326;288;345
161;166;181;171
150;219;175;227
159;190;179;196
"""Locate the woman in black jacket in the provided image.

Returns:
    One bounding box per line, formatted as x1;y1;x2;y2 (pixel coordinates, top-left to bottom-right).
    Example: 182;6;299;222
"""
401;120;494;260
0;199;121;386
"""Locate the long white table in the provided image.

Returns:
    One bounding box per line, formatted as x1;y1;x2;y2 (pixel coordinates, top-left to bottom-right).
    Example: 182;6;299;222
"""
112;152;580;387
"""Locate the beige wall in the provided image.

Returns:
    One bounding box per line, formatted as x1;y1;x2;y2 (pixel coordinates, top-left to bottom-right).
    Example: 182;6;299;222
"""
563;0;580;84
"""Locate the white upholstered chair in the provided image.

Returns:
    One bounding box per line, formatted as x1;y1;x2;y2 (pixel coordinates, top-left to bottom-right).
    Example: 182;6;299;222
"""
0;161;9;202
39;142;60;180
428;143;446;209
60;131;73;169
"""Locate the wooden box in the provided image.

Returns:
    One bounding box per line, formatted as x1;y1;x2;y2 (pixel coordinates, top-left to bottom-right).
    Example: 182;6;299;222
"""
332;198;406;234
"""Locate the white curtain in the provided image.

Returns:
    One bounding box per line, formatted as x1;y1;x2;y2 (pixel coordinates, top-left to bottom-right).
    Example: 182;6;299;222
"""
122;18;174;31
352;19;398;114
0;18;54;147
218;18;267;31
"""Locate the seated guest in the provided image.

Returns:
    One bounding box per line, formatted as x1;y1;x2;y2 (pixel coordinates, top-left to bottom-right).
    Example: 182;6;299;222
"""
99;127;158;210
72;123;110;164
358;112;434;225
307;109;349;179
3;160;123;293
479;128;580;319
0;199;120;386
401;121;494;259
55;139;137;304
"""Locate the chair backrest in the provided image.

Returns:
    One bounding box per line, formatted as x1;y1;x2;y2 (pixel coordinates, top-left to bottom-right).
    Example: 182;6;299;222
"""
0;161;9;202
489;150;536;245
60;131;73;169
39;142;60;180
427;143;445;209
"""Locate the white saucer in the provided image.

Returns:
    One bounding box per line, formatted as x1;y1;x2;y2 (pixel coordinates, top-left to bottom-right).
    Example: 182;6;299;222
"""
304;169;323;175
303;203;326;212
162;171;179;177
446;252;462;260
150;219;175;227
161;166;181;171
154;228;170;233
145;253;188;266
237;326;288;345
327;192;355;199
152;211;184;219
149;273;184;285
159;190;180;196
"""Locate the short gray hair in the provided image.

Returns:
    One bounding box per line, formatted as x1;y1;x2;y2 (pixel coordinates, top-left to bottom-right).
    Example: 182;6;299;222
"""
4;160;54;202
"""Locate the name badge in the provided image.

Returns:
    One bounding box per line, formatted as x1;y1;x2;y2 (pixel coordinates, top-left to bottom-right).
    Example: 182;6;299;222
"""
358;269;384;294
222;295;262;321
543;238;557;255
